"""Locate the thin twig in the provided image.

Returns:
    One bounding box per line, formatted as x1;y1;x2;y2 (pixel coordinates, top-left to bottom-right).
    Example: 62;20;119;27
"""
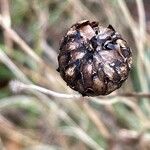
9;80;80;99
9;80;150;100
99;93;150;99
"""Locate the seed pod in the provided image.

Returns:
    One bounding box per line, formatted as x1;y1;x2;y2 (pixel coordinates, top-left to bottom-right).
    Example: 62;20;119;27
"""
57;20;132;96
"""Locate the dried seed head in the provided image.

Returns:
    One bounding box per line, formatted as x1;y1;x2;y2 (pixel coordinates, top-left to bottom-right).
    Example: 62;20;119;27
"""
57;20;132;96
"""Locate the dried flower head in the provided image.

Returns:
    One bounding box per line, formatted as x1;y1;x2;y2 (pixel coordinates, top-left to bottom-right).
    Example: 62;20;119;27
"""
57;20;132;96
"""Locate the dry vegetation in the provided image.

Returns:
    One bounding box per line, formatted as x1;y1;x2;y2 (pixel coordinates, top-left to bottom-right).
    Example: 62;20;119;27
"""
0;0;150;150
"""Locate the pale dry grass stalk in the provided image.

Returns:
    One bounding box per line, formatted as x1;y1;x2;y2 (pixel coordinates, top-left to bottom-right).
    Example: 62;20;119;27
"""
0;48;29;83
99;93;150;99
117;0;138;37
0;95;39;109
0;14;70;92
7;73;150;136
0;95;104;149
100;0;116;25
117;0;150;116
0;137;6;150
0;115;37;146
52;106;104;150
117;0;149;66
135;0;150;94
119;98;149;125
0;48;54;111
118;129;150;146
8;79;150;103
68;0;98;20
0;14;42;64
91;97;120;105
82;100;111;139
92;97;150;131
117;0;150;75
32;0;58;67
0;0;12;51
10;76;150;139
18;66;52;87
94;0;150;131
62;126;104;150
135;0;150;115
0;1;150;149
136;0;146;39
0;49;102;150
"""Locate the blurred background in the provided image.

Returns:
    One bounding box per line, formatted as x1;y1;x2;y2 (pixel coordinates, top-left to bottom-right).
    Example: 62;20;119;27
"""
0;0;150;150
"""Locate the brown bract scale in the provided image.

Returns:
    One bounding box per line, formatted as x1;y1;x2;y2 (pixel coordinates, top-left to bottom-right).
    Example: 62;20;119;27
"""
57;20;132;96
